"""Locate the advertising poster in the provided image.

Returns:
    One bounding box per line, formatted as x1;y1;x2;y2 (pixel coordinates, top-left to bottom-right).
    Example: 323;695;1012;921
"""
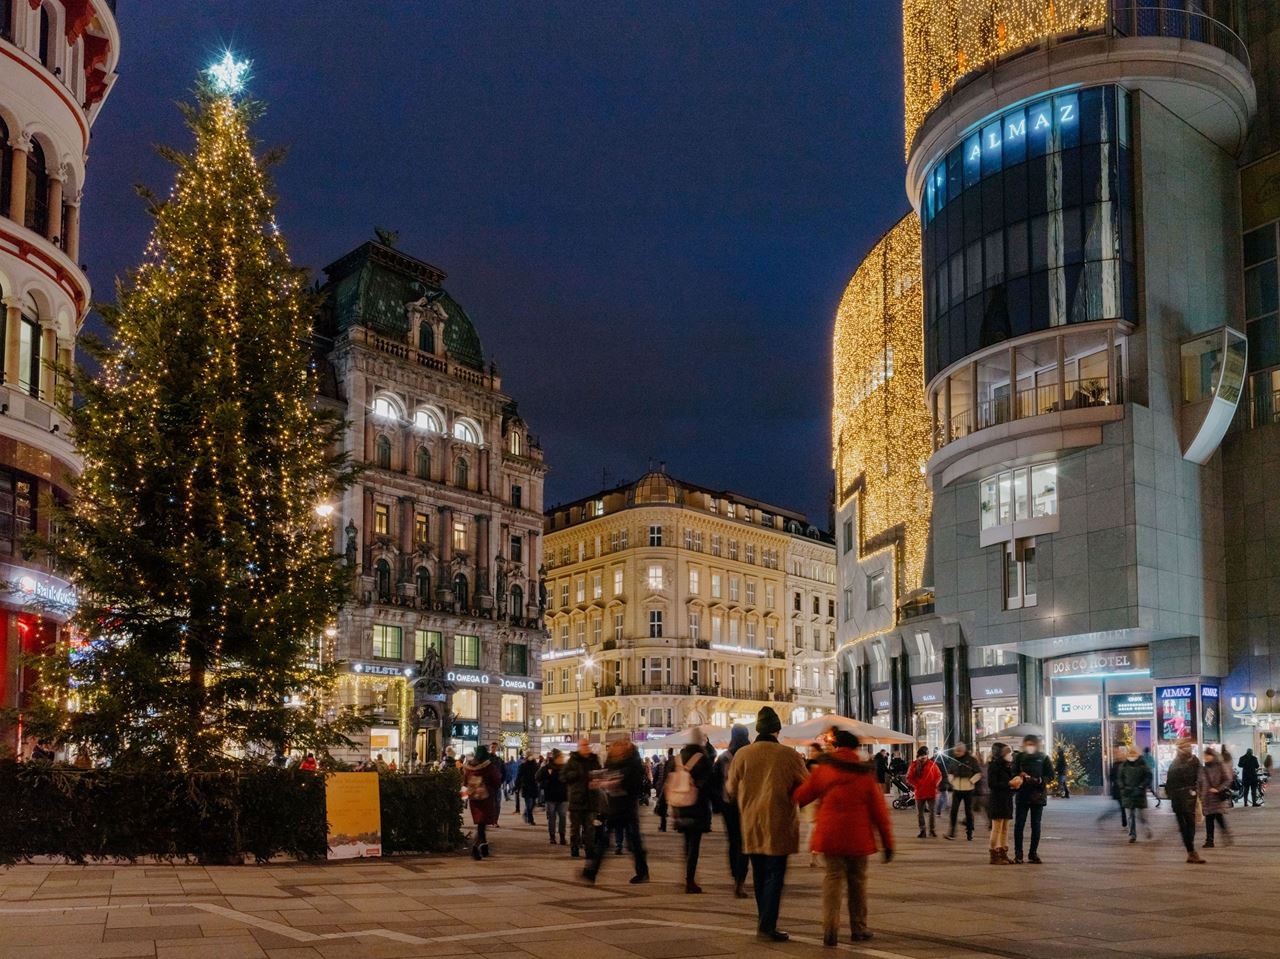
1200;684;1221;743
1155;685;1197;743
326;772;382;859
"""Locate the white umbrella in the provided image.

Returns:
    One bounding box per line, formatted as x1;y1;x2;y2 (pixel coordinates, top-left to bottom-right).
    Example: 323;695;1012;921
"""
646;724;732;750
779;714;914;746
976;722;1045;742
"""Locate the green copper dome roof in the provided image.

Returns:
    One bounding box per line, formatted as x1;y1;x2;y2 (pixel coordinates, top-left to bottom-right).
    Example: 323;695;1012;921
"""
322;240;485;371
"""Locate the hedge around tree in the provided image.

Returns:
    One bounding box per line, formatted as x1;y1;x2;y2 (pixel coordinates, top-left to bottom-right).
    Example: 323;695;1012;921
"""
0;763;464;865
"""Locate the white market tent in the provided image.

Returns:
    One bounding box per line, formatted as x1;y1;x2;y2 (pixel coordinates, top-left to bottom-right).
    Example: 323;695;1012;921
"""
646;724;733;750
779;714;913;746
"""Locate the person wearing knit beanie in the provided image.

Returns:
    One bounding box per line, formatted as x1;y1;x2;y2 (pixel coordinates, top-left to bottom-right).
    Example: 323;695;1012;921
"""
756;706;782;737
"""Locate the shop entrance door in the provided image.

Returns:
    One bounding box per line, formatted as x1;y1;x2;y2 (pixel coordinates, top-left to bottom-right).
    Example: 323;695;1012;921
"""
1054;722;1104;795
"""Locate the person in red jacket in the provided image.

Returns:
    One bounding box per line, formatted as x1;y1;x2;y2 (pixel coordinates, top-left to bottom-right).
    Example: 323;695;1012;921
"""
464;745;503;861
793;731;893;946
906;746;942;839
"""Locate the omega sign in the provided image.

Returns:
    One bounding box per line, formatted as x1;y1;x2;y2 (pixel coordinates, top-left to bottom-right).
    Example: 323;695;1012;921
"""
1048;648;1149;679
446;670;540;691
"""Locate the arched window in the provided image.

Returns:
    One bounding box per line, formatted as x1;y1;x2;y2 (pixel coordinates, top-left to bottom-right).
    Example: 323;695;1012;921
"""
452;573;469;609
374;434;392;469
454;457;469;489
25;139;48;235
452;419;480;444
413;408;442;432
609;712;624;728
510;584;524;616
415;446;431;480
418;322;434;354
508;431;522;456
38;4;51;69
416;565;431;601
0;116;10;218
374;559;391;602
372;396;398;420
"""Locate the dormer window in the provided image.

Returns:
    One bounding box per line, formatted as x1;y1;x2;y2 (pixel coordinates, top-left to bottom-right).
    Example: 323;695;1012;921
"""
509;430;523;456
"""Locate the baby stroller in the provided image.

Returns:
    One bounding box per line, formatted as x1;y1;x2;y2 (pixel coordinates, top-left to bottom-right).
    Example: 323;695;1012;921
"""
889;773;915;810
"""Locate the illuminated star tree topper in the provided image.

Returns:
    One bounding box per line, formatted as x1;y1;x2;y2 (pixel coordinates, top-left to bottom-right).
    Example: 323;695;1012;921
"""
206;50;251;96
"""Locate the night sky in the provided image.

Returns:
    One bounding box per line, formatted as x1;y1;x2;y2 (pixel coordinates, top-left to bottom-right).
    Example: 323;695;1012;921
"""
81;2;907;524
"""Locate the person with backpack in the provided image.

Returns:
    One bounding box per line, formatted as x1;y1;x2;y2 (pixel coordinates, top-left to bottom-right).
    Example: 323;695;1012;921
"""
713;724;751;898
583;736;649;885
464;745;502;861
563;738;601;858
942;742;982;841
906;746;942;838
668;729;714;893
725;707;808;943
793;730;893;945
538;748;569;846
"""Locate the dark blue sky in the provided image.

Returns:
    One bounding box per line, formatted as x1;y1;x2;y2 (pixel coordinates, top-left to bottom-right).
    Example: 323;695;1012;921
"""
82;1;907;523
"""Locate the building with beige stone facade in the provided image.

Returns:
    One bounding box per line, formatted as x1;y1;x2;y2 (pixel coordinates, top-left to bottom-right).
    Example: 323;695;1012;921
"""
315;239;548;766
540;469;834;749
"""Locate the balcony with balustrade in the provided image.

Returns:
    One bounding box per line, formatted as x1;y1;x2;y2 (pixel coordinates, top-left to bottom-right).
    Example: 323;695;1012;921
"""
927;320;1129;485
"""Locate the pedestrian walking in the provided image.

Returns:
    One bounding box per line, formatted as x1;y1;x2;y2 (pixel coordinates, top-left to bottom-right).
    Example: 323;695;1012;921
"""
1054;747;1069;798
539;748;568;846
1011;734;1053;864
1142;746;1161;807
1117;747;1153;842
1199;746;1233;848
463;745;502;861
667;729;713;893
906;746;941;838
1167;737;1205;864
986;741;1014;865
653;749;673;831
942;743;982;841
563;738;601;858
793;730;893;946
515;750;539;824
803;743;825;865
874;750;889;794
725;706;808;943
582;736;649;884
933;748;950;818
713;724;751;898
1106;754;1128;830
1238;748;1262;806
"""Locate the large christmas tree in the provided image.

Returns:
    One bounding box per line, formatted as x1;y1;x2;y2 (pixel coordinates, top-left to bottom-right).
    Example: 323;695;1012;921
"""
30;59;358;767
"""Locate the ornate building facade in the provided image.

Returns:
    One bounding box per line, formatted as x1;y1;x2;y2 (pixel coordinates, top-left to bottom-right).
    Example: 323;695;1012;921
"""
540;469;834;750
0;0;118;754
315;239;547;765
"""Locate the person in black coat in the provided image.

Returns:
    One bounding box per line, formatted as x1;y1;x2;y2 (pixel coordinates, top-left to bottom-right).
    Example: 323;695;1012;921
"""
515;751;540;824
986;741;1015;865
562;738;602;858
583;736;649;884
672;732;715;894
1239;748;1262;806
874;750;889;794
1011;735;1054;864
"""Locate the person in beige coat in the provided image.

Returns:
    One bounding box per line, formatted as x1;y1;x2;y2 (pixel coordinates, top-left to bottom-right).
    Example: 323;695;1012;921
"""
726;706;808;943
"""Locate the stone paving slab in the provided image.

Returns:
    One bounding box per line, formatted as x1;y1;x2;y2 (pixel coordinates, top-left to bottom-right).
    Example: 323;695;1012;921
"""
1;795;1277;958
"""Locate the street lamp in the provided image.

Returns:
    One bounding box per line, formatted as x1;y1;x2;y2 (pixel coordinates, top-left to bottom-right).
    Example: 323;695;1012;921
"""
575;655;596;738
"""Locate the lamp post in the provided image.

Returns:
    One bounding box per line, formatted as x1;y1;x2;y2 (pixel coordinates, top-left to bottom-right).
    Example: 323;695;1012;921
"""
575;655;596;738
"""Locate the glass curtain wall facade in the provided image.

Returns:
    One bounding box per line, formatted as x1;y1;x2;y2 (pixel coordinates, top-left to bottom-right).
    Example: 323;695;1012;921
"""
923;86;1137;382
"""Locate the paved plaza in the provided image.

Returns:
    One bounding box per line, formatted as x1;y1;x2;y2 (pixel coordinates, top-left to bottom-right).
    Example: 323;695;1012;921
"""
0;795;1276;959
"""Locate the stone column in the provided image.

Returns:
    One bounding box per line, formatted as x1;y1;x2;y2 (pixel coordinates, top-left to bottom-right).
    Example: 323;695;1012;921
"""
46;177;63;244
479;447;491;494
398;495;414;581
7;140;27;227
56;339;72;406
64;200;80;263
3;299;21;389
361;489;375;547
39;324;55;401
475;513;492;607
436;505;453;602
